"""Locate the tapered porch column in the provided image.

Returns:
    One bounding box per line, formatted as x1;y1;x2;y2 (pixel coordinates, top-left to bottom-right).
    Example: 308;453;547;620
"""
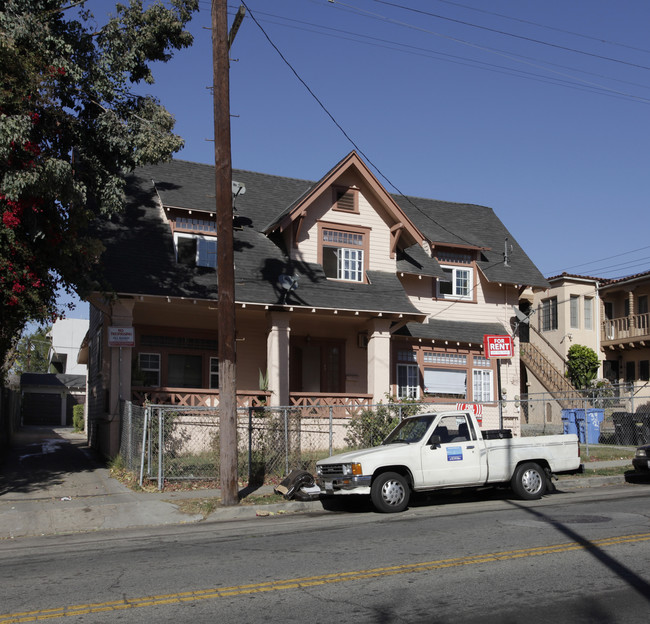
266;311;291;407
108;298;134;456
367;318;392;405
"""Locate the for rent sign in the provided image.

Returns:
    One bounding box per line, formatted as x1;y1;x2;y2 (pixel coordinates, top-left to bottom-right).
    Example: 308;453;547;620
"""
483;334;513;359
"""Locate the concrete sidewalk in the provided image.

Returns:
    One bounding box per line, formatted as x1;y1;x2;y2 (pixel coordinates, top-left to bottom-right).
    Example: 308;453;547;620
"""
0;426;320;539
0;426;642;540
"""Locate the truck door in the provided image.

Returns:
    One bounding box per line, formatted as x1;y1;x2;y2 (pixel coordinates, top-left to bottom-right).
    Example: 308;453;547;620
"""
419;413;487;487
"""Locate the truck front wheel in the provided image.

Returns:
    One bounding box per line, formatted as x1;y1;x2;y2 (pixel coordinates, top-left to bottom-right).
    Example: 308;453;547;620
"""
371;472;410;513
511;462;546;500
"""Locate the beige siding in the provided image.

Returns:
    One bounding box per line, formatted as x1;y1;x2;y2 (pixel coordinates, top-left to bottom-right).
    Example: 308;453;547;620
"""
292;186;396;273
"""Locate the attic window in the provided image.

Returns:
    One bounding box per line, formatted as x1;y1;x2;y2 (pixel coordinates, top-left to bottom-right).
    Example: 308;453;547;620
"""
174;233;217;269
436;249;472;264
318;222;369;283
175;217;217;234
333;186;358;213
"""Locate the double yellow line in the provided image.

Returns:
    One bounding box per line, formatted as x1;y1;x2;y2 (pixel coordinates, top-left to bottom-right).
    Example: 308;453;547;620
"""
3;531;650;622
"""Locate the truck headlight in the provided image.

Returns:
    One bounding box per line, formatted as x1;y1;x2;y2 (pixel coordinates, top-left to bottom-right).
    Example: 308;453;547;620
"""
342;463;362;476
635;448;647;458
316;465;323;476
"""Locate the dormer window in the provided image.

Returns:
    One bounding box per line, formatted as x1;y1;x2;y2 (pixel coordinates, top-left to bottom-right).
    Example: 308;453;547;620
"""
333;186;359;213
434;248;475;301
318;222;369;283
174;233;217;269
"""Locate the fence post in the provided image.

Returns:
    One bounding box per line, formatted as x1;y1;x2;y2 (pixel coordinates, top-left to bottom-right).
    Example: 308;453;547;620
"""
583;396;590;457
158;408;164;490
139;405;149;487
329;405;333;456
125;400;132;469
248;406;254;485
284;408;289;476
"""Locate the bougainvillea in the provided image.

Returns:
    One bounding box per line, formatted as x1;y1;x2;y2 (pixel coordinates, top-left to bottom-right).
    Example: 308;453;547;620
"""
0;0;198;375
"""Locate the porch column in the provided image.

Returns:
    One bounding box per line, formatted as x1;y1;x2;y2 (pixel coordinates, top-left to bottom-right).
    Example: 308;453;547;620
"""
108;298;134;455
367;318;392;405
266;311;291;407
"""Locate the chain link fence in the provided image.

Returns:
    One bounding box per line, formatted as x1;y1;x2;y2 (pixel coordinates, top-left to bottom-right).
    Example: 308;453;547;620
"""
118;387;650;489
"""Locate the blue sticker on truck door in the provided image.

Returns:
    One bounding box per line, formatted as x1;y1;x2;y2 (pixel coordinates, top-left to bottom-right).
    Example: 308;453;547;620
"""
446;446;463;461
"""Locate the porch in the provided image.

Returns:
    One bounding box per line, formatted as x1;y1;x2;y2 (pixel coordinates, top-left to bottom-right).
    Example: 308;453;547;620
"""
601;312;650;348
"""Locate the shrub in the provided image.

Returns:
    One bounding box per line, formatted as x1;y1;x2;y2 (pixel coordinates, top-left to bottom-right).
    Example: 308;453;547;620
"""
72;404;85;432
344;396;420;449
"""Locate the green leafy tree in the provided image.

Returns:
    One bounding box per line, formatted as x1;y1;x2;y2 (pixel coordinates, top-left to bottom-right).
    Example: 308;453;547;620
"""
0;0;198;375
566;344;600;389
13;325;51;374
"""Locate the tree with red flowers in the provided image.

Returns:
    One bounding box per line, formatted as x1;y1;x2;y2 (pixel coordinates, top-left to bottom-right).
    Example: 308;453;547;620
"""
0;0;199;377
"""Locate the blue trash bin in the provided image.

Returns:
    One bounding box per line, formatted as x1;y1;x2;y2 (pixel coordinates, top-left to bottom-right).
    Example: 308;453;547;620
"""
575;409;604;445
561;409;578;436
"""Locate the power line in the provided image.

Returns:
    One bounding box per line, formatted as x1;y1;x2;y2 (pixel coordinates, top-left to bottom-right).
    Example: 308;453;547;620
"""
324;0;650;104
431;0;650;56
239;1;479;248
371;0;650;72
241;8;650;104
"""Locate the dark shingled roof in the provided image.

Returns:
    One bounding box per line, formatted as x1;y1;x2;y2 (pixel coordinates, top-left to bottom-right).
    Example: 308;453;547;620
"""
92;161;423;316
396;319;506;344
91;159;546;314
393;196;548;289
396;244;446;279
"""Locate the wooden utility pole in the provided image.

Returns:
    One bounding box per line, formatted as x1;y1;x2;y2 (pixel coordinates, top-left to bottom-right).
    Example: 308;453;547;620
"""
211;0;238;506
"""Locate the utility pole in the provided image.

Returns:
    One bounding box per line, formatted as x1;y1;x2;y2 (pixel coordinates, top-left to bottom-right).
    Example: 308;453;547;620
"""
212;0;237;506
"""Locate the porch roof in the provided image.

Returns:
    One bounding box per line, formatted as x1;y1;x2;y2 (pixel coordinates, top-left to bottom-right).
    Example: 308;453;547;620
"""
395;319;506;345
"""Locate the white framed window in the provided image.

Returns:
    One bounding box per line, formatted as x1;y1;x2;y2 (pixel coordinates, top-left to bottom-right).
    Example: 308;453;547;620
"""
138;353;160;387
584;297;593;330
570;295;579;329
174;233;217;269
210;357;219;389
397;364;419;399
320;225;367;283
438;266;472;299
472;369;493;402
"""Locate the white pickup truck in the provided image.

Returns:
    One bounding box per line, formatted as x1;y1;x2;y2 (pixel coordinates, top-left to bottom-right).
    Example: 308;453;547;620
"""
316;410;582;513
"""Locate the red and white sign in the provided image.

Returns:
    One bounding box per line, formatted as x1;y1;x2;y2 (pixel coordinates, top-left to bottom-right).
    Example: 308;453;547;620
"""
483;334;513;359
108;326;135;347
456;403;483;426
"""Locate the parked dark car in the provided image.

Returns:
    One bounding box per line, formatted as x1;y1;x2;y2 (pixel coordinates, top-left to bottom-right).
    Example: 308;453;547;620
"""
633;444;650;472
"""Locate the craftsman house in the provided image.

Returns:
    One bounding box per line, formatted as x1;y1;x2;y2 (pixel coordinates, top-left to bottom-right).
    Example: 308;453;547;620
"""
86;152;547;457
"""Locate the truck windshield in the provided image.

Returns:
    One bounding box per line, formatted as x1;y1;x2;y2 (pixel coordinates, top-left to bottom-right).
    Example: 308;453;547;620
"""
382;415;436;445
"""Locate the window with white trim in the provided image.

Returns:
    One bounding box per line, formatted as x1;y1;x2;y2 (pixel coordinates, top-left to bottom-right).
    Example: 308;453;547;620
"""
472;369;493;402
584;297;593;330
174;233;217;269
570;295;579;329
138;353;160;387
438;266;472;299
397;364;419;399
321;228;365;282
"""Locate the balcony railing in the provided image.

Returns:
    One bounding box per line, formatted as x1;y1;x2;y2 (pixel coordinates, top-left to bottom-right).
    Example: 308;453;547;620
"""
601;312;650;343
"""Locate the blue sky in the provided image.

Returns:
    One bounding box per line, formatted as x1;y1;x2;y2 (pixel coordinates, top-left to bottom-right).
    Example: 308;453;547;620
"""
66;0;650;318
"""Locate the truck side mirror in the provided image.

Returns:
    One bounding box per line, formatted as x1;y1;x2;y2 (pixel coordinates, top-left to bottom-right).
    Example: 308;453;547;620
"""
428;434;442;448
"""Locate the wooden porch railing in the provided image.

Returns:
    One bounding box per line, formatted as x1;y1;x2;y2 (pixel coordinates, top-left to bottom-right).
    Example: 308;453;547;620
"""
131;388;270;408
131;388;373;412
601;312;650;342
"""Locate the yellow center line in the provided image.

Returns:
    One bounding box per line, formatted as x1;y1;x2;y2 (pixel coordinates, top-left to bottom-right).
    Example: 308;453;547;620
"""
2;531;650;623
